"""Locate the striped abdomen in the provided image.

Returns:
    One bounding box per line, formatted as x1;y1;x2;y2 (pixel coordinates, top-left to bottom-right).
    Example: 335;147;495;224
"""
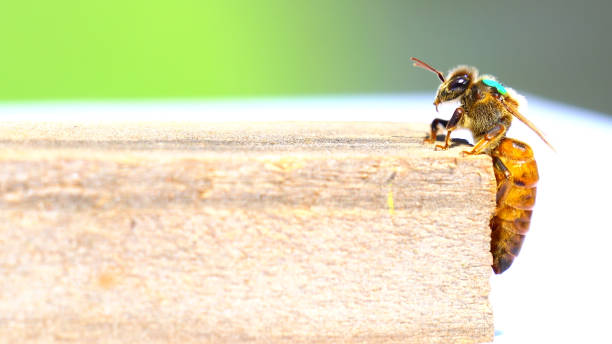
490;138;539;274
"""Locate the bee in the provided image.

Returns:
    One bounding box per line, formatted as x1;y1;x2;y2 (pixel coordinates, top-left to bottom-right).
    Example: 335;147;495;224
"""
411;57;553;274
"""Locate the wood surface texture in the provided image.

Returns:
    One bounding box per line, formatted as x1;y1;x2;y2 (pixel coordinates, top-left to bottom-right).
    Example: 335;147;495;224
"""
0;122;495;343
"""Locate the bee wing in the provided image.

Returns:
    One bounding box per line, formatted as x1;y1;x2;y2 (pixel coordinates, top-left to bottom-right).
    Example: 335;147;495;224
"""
501;90;555;151
505;87;528;113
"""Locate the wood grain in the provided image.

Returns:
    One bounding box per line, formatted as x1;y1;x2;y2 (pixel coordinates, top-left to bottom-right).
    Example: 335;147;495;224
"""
0;122;495;343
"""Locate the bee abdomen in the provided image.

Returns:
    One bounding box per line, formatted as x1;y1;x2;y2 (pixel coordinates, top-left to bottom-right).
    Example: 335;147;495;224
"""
490;138;539;274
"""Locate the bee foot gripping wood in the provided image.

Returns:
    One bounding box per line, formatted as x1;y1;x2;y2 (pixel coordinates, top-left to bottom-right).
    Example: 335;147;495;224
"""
0;122;495;344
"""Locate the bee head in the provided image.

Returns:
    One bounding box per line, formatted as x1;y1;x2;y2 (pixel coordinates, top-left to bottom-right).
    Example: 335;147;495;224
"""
411;58;478;111
433;67;478;109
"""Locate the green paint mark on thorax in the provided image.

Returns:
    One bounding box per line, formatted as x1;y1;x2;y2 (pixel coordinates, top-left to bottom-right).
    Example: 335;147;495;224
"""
482;78;508;95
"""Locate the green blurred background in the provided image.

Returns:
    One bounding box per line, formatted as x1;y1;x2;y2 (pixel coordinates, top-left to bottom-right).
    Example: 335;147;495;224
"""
1;0;610;114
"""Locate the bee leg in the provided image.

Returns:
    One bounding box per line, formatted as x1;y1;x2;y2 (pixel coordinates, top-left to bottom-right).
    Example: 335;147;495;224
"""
423;118;448;144
461;123;506;156
492;157;512;204
434;107;464;150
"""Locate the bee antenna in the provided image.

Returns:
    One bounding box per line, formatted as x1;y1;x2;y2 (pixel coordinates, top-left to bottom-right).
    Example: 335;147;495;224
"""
411;57;445;82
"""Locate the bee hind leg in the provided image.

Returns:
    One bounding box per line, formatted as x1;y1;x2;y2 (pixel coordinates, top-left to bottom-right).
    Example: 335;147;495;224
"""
492;157;513;204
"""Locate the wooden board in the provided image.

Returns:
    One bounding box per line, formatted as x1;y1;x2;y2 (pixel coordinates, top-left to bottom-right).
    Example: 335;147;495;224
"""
0;122;495;343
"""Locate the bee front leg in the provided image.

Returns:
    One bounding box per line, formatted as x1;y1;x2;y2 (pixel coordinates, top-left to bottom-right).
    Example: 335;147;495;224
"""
424;118;448;144
434;107;464;151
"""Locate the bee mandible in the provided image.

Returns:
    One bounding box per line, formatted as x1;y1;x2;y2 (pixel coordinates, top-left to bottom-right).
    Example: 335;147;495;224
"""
411;57;553;274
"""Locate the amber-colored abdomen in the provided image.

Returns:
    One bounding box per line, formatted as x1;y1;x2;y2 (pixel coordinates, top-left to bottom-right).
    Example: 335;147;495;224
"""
490;138;539;274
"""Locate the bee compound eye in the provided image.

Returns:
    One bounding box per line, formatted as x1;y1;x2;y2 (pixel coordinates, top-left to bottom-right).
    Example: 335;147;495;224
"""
449;76;468;90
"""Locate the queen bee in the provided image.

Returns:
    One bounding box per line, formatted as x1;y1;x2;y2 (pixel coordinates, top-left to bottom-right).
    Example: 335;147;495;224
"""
411;57;553;274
